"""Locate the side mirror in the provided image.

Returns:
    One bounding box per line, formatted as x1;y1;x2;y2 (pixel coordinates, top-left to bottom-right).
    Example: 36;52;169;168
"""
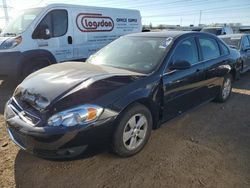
170;60;191;70
37;24;51;40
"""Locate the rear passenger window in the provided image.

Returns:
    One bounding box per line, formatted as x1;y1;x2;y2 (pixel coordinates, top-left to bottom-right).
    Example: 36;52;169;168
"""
219;42;230;55
171;38;199;65
199;38;220;60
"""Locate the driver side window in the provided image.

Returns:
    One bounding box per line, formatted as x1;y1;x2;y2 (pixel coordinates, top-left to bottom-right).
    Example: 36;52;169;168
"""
170;38;199;66
32;9;68;39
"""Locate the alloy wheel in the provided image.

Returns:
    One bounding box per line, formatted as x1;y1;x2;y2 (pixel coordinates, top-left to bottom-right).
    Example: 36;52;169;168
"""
222;77;232;100
123;113;148;150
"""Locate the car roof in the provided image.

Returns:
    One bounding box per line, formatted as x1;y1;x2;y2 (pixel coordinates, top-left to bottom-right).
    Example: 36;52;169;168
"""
27;3;140;12
219;33;248;38
126;31;199;38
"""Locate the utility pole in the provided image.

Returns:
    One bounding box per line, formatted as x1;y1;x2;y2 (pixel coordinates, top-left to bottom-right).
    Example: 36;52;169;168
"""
199;10;202;26
2;0;9;25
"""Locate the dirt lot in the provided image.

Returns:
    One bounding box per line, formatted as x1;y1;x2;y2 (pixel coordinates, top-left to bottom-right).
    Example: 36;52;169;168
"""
0;73;250;188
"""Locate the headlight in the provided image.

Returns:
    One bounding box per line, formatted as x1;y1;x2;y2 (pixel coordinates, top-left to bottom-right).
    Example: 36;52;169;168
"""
47;105;103;127
0;36;22;50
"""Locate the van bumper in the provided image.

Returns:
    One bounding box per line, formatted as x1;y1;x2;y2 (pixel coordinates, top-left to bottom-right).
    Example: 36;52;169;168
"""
0;51;21;79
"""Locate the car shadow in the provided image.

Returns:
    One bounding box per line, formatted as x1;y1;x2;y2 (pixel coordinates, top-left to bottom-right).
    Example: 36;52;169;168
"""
0;80;16;114
14;143;115;187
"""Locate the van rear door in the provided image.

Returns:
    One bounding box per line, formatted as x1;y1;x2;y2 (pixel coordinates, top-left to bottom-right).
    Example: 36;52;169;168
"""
33;8;74;62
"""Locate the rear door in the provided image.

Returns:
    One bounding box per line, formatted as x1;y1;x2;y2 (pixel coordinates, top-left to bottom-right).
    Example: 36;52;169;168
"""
33;8;74;62
162;37;206;121
199;36;227;98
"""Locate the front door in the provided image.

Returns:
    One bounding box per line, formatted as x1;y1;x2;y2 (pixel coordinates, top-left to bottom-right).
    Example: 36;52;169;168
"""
34;9;74;62
162;37;206;121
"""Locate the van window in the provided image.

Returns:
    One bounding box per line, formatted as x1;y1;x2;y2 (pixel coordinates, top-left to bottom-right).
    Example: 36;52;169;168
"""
33;9;68;39
199;38;220;60
171;38;199;65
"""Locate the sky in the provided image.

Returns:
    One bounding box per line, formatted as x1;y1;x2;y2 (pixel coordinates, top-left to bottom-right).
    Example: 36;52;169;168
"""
0;0;250;29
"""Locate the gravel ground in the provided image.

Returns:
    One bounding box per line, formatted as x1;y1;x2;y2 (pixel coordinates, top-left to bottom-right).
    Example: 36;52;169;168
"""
0;73;250;188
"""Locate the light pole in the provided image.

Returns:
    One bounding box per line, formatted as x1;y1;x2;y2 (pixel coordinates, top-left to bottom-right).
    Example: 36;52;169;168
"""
199;10;202;26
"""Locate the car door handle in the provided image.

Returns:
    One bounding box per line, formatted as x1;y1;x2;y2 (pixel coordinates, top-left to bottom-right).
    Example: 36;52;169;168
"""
196;69;201;72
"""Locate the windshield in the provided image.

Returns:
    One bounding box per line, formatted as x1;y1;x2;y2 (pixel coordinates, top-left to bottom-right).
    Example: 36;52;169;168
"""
87;36;170;74
0;8;42;37
202;28;222;35
221;37;241;49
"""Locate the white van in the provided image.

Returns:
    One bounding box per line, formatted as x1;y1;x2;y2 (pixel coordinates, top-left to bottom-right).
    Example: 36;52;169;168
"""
0;4;142;80
201;26;233;36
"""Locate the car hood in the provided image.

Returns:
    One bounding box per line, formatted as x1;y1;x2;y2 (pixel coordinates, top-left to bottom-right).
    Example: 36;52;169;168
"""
14;62;144;111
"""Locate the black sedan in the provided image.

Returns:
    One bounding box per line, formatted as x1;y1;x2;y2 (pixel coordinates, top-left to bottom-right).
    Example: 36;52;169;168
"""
4;31;241;158
219;34;250;73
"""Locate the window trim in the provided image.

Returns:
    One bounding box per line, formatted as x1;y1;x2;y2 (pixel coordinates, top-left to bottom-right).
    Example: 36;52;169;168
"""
168;37;199;64
32;9;68;39
218;40;230;56
163;36;206;74
198;36;221;62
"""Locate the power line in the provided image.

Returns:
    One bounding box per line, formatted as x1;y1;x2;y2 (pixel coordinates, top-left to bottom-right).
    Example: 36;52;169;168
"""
140;1;248;13
142;4;250;18
74;0;193;7
98;0;229;9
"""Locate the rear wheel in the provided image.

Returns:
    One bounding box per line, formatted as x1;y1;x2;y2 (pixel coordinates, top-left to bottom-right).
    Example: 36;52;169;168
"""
112;103;152;157
215;74;232;103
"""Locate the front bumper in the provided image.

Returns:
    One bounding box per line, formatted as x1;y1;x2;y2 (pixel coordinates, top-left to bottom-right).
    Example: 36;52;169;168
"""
0;51;21;79
4;99;116;159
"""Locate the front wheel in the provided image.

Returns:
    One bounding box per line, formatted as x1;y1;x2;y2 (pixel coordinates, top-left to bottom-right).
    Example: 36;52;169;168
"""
112;103;152;157
215;74;232;103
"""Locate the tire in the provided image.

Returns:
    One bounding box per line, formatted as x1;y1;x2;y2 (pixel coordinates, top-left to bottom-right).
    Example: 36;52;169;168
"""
215;74;232;103
112;103;152;157
20;61;48;82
